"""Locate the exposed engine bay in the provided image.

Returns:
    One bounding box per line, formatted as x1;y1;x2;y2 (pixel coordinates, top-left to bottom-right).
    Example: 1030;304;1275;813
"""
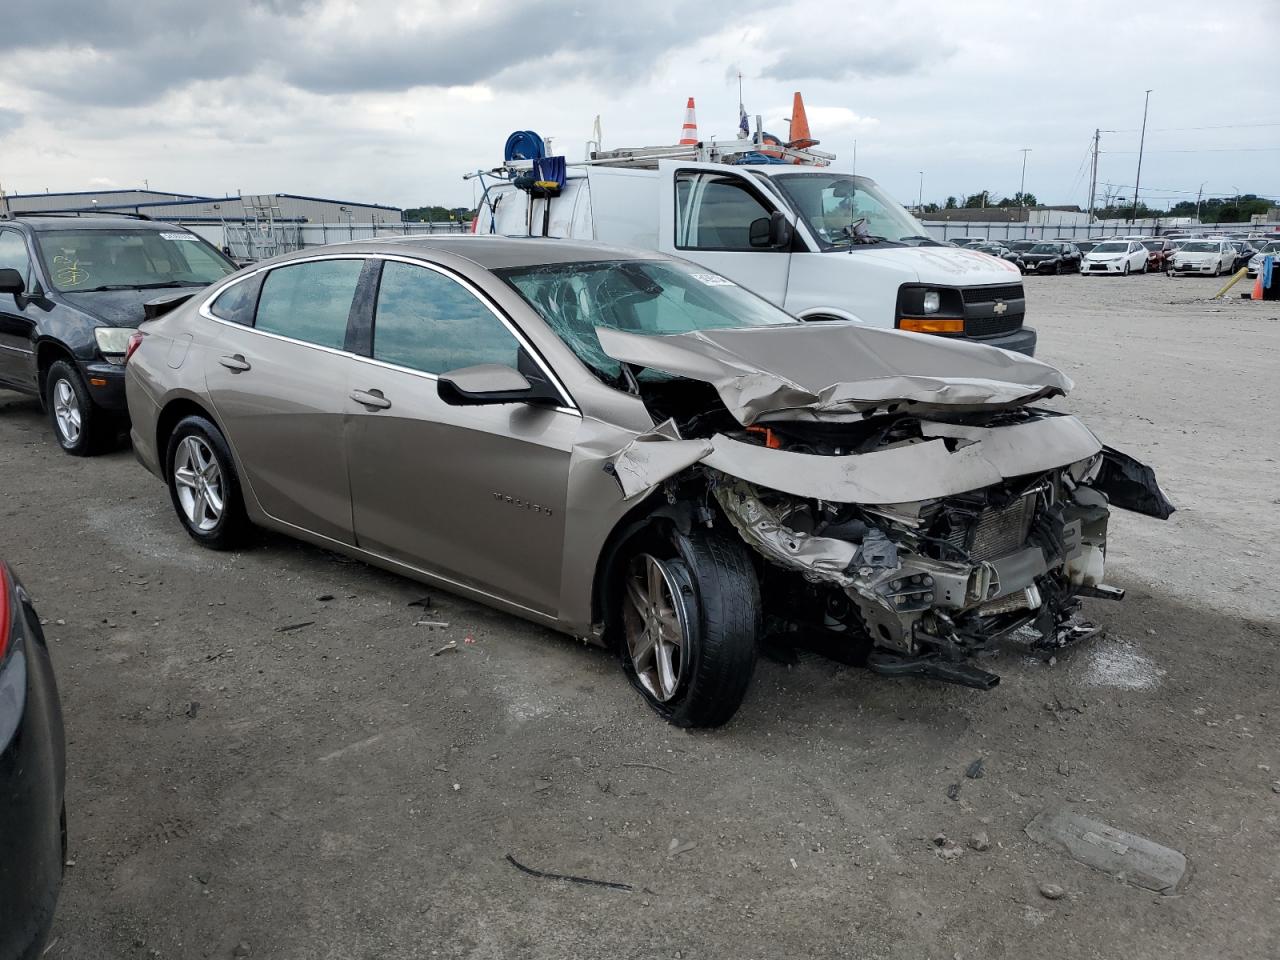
594;322;1174;689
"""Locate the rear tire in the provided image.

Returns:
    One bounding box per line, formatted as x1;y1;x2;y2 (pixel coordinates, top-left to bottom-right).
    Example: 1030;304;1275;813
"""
617;528;760;728
45;360;112;456
165;415;250;550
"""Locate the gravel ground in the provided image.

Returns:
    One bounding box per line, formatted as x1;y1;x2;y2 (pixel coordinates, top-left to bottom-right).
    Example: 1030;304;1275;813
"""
4;272;1279;960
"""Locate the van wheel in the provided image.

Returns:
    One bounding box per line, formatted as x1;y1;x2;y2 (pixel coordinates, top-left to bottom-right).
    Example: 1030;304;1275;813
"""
165;415;249;549
618;529;760;728
46;360;111;456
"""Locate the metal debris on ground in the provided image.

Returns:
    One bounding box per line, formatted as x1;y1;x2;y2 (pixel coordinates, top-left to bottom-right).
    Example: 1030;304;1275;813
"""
505;853;634;892
620;762;675;775
415;620;450;629
274;621;315;633
431;642;458;656
407;595;433;609
667;839;696;857
1025;807;1189;894
965;758;985;779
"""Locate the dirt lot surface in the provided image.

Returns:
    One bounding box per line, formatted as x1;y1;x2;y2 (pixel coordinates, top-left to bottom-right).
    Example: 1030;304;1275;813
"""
4;273;1279;960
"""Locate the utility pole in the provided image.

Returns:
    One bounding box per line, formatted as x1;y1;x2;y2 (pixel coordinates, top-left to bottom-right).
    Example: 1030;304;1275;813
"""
1194;182;1205;223
1087;129;1100;224
1130;89;1153;224
917;171;924;211
852;139;857;178
1019;148;1031;207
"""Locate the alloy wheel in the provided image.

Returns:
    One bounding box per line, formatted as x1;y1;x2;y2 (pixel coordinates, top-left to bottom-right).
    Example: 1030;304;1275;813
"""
51;378;82;445
623;553;690;702
172;435;225;532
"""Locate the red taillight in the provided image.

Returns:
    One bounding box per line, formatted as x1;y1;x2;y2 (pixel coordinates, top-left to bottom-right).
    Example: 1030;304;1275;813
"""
124;330;145;363
0;562;11;661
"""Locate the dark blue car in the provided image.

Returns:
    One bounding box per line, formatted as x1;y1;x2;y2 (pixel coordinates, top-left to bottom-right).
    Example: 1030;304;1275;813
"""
0;560;66;959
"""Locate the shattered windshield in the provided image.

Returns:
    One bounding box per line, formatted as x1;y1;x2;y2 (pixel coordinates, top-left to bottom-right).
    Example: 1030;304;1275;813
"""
771;173;933;247
34;229;235;292
500;259;796;382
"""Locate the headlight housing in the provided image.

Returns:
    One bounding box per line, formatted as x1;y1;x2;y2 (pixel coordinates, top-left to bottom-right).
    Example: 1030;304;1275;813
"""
922;290;941;314
94;326;135;357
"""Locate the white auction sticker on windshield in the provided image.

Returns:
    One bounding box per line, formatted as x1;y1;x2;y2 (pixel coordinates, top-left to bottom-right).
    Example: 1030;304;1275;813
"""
160;232;199;241
690;273;735;286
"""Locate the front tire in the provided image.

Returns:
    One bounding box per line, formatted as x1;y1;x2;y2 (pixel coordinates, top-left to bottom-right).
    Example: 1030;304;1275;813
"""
165;415;249;549
45;359;112;456
618;529;760;728
1122;261;1131;276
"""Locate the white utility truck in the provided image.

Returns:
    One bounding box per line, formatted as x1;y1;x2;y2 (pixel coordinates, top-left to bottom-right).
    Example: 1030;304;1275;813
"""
468;121;1035;355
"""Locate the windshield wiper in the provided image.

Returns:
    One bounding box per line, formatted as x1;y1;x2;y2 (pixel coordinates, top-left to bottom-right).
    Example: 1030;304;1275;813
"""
76;280;206;292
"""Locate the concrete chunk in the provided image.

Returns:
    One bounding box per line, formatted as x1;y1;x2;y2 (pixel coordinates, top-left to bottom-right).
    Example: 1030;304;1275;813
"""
1025;807;1188;894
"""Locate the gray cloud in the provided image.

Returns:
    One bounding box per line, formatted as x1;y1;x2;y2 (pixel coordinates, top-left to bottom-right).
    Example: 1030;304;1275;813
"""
2;0;770;106
0;108;22;136
764;42;948;83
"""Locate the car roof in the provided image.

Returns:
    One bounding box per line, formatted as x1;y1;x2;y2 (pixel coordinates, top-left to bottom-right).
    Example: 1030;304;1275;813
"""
3;214;189;233
322;234;663;270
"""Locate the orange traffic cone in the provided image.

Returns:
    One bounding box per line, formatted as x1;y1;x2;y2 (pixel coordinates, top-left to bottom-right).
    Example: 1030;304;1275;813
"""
787;91;817;149
678;97;699;145
1253;275;1263;299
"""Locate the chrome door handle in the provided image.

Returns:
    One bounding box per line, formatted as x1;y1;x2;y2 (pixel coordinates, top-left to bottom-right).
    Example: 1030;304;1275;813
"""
350;389;391;410
218;354;251;372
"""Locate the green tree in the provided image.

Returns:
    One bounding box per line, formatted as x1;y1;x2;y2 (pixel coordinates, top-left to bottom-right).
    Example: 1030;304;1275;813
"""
944;196;958;209
995;192;1038;208
962;190;993;208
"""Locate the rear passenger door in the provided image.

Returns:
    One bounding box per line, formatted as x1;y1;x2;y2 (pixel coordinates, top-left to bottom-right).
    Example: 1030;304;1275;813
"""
202;256;368;545
344;257;578;616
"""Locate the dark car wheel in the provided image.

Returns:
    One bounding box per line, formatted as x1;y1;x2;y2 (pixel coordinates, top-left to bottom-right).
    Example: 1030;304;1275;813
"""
1053;261;1063;275
45;359;112;456
618;528;760;728
165;415;249;550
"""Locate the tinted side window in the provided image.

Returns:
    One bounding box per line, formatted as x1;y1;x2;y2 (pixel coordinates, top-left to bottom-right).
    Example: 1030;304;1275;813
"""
0;229;30;284
209;274;261;326
372;261;519;375
255;259;363;349
675;173;773;251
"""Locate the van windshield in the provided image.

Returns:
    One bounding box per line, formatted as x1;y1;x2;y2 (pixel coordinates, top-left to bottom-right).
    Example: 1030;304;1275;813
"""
35;228;235;292
771;173;934;247
500;259;796;382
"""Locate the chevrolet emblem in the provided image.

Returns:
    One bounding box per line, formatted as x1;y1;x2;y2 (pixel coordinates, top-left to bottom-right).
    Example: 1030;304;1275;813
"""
993;300;1008;315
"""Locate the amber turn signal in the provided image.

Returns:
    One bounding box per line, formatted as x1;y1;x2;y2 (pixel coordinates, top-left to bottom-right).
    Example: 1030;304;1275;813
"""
898;317;965;334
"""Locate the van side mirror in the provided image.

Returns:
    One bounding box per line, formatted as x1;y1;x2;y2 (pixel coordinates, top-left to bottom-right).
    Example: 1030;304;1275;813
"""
0;268;24;296
749;211;792;249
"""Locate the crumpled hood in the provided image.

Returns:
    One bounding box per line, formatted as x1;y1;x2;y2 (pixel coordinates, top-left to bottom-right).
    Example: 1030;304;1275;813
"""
596;322;1072;426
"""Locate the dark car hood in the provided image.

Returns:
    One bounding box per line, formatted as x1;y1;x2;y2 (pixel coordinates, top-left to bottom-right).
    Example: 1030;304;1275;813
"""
1021;253;1059;261
57;288;203;327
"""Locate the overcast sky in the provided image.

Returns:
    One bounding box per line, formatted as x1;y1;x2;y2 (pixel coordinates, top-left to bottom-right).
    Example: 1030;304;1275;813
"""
2;0;1277;213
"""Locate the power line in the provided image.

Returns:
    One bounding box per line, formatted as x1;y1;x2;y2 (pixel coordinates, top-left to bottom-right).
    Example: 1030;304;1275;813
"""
1101;146;1280;154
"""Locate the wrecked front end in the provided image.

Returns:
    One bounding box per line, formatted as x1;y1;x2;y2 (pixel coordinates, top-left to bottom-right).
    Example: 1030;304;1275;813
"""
598;324;1173;689
706;423;1117;688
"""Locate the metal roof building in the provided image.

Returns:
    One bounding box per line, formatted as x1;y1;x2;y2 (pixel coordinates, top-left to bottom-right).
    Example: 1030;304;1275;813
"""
0;189;402;223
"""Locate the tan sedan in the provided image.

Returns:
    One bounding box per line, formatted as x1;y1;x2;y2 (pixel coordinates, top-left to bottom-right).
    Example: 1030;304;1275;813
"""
125;237;1170;726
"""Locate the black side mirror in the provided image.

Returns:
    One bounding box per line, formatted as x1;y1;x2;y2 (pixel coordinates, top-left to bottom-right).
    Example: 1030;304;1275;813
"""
0;268;24;296
748;212;792;249
437;363;562;407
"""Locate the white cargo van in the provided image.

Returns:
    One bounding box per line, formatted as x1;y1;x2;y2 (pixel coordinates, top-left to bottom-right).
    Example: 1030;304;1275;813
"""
472;153;1035;355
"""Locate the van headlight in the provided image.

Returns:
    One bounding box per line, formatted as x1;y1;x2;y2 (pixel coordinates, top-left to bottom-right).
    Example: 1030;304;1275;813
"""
94;327;135;357
922;290;941;314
